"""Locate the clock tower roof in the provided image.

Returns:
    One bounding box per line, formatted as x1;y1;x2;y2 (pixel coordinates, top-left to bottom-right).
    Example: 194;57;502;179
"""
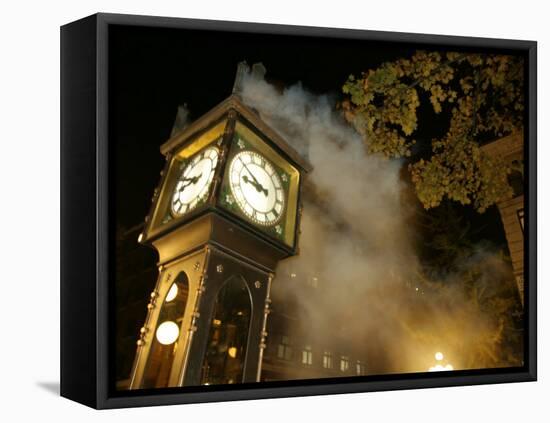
160;94;313;174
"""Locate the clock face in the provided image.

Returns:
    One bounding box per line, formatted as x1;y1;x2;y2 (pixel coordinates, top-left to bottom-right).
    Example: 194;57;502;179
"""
228;150;285;226
171;146;219;217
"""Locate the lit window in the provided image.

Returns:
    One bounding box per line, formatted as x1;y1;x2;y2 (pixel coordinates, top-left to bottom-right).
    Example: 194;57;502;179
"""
356;360;366;375
518;209;524;232
322;351;332;369
277;335;293;360
302;345;313;365
340;356;349;372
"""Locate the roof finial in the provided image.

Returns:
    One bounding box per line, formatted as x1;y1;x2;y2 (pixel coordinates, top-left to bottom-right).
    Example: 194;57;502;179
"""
232;61;250;95
251;62;266;80
170;104;190;137
232;61;267;96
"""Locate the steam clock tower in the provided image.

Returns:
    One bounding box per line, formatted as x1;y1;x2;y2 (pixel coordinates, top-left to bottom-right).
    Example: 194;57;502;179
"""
129;65;311;389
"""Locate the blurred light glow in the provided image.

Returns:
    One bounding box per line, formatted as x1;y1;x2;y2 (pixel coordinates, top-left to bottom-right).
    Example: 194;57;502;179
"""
228;347;237;358
429;351;453;372
429;364;446;372
156;321;179;345
165;283;178;302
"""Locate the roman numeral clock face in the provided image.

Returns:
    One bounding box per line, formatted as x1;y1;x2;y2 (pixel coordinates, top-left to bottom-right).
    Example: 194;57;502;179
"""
170;147;219;216
228;150;285;226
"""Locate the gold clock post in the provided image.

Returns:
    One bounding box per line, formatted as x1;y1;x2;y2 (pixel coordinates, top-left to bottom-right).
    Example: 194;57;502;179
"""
129;68;312;389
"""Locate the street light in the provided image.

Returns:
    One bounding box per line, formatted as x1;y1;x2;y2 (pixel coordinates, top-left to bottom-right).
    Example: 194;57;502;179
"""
429;352;454;372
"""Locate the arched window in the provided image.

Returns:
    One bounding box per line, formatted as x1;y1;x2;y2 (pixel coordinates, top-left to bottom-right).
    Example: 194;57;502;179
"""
200;276;252;385
142;272;189;389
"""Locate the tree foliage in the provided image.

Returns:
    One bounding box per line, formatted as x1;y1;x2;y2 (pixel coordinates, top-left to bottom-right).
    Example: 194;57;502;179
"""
342;51;524;212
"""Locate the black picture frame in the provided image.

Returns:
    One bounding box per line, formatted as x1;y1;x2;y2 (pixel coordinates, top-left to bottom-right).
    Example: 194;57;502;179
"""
60;12;537;409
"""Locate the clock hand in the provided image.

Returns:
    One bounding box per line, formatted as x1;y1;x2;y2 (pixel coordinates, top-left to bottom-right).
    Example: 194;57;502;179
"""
238;157;268;196
242;175;268;196
190;174;201;184
179;181;193;192
178;173;202;192
238;157;262;186
181;173;202;183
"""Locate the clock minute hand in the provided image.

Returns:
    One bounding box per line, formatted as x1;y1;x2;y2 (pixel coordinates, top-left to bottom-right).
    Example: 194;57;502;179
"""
238;157;268;196
238;157;262;186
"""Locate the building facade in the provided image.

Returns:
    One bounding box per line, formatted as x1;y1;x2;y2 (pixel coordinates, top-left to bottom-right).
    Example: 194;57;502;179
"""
481;132;525;304
261;274;368;381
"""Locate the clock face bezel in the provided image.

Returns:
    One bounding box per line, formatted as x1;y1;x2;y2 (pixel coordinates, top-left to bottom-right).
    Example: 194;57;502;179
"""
142;119;228;242
228;149;286;227
170;146;219;218
218;120;301;249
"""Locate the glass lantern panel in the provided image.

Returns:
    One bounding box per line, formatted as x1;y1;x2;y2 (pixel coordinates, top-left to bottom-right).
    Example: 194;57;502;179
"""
200;276;252;385
141;272;190;389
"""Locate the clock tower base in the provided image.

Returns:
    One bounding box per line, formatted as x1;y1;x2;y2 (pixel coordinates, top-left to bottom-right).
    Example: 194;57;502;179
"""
129;214;276;389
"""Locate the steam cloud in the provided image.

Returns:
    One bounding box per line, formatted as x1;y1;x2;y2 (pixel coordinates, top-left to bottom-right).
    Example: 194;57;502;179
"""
238;69;521;377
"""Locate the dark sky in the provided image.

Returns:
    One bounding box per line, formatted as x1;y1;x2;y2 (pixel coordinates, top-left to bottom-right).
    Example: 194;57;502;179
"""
109;24;507;248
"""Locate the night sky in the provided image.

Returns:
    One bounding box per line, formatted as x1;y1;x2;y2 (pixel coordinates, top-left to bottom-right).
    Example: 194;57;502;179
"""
109;24;507;247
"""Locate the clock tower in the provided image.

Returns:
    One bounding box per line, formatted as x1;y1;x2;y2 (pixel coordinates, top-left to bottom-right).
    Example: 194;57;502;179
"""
129;64;311;389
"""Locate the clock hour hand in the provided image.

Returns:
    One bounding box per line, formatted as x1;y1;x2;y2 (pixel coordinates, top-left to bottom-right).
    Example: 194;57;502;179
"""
242;175;268;196
238;157;268;196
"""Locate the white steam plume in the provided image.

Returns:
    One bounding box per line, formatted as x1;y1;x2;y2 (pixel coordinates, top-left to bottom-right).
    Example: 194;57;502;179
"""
238;70;521;377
